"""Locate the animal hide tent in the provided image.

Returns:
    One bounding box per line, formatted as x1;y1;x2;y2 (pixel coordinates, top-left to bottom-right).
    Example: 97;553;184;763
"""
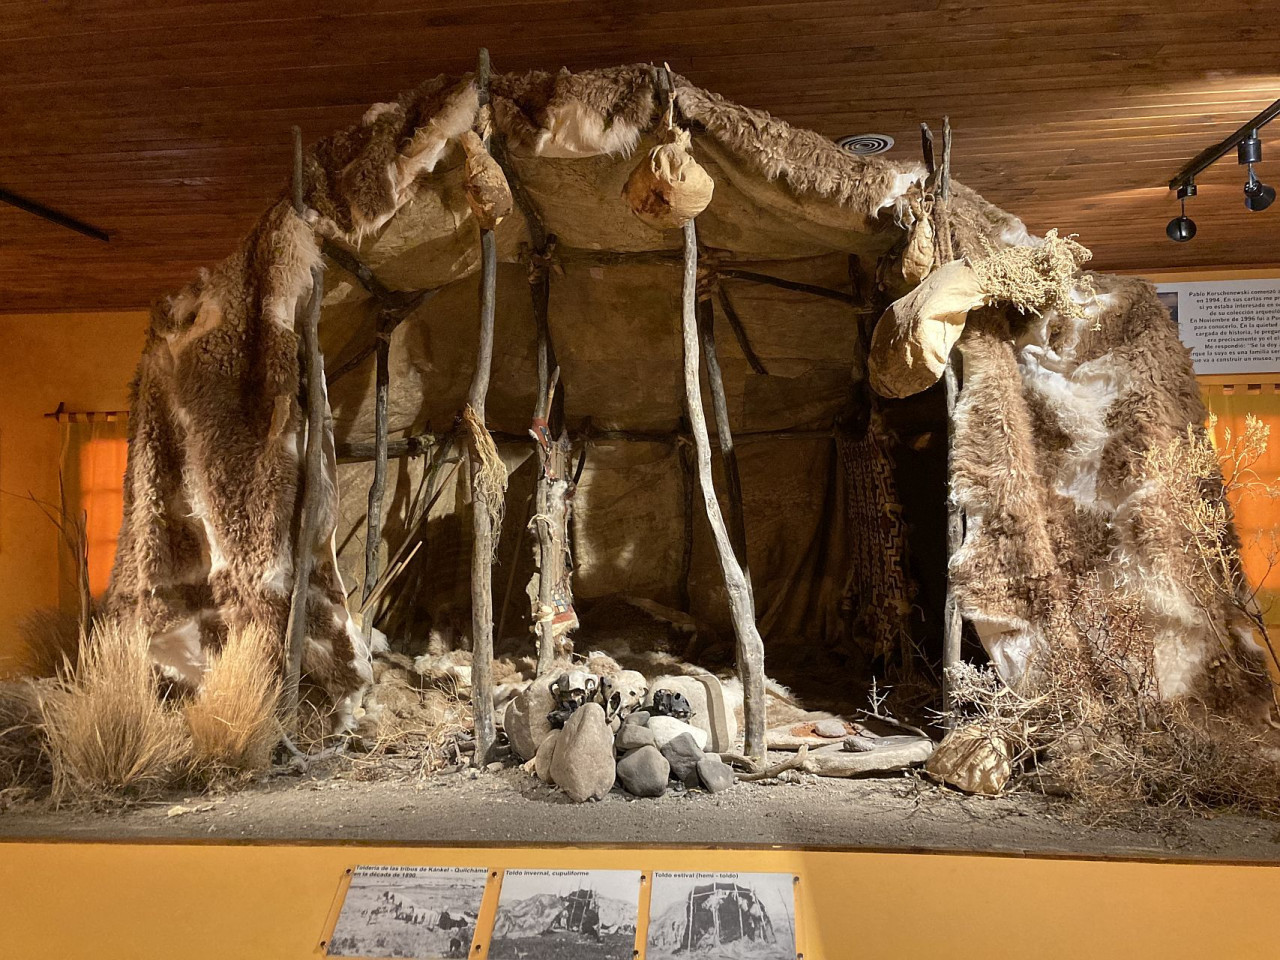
103;64;1273;730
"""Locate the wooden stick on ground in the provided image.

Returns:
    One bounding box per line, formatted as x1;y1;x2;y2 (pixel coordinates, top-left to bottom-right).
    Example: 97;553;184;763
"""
465;48;500;766
681;219;768;761
282;125;329;734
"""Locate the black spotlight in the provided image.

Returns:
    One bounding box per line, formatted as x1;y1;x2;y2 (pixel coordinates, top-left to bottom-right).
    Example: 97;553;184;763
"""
1245;168;1275;212
1167;181;1197;242
1238;129;1275;212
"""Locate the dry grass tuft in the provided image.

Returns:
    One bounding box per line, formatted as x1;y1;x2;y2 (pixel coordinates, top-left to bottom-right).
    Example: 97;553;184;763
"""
38;619;188;803
16;607;81;678
0;680;51;800
184;624;281;784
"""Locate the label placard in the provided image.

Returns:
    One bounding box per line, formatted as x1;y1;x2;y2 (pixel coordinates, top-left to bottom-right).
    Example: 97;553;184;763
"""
1156;279;1280;375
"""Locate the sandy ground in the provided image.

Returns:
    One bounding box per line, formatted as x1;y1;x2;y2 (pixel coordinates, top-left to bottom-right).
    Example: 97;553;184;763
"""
3;757;1279;861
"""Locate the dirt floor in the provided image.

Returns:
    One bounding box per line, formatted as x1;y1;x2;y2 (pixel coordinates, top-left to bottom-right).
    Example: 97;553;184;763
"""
3;755;1279;861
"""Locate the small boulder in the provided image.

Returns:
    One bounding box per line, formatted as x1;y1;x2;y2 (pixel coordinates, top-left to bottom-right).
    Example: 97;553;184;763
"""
623;710;651;727
615;723;656;754
549;702;616;802
645;674;737;752
617;745;670;798
534;728;561;783
696;756;736;793
660;732;705;787
925;725;1011;796
505;676;557;761
648;715;709;750
813;718;849;739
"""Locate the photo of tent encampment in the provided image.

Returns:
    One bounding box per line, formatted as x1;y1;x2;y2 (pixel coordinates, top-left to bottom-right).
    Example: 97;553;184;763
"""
489;869;641;959
325;866;489;960
647;872;796;960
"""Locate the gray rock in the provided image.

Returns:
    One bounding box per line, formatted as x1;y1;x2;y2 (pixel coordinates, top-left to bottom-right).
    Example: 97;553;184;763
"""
813;718;849;739
660;732;705;787
622;711;651;727
644;674;737;752
534;728;561;783
696;756;736;793
647;715;709;750
616;745;669;797
548;702;616;802
615;723;656;753
505;676;557;761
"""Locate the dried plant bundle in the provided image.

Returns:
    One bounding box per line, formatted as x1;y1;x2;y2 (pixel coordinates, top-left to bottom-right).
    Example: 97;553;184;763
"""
38;619;188;803
184;624;282;784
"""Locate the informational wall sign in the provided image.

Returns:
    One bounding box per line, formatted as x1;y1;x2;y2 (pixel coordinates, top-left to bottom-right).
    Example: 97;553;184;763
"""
647;872;798;960
326;866;489;959
1155;279;1280;375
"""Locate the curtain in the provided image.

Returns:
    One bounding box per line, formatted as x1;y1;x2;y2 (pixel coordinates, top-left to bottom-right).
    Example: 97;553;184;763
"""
1200;383;1280;651
57;415;128;618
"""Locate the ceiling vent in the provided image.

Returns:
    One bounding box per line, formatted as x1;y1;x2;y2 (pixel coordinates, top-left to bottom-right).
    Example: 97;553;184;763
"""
835;133;894;156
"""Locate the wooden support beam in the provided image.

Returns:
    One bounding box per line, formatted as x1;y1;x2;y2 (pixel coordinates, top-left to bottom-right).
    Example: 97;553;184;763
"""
358;308;391;641
716;268;862;306
930;116;964;721
337;426;834;462
698;296;750;572
282;125;329;735
716;284;769;376
680;219;767;761
465;48;499;767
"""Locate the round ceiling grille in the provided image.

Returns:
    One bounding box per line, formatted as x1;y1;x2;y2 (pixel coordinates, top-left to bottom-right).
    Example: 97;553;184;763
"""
835;133;895;156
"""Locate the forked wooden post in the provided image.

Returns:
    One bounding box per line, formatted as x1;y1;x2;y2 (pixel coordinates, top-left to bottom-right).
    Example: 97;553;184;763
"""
466;48;499;765
681;220;767;760
283;125;329;733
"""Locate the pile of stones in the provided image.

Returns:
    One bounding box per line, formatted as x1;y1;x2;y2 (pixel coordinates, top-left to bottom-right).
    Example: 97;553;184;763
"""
503;670;738;802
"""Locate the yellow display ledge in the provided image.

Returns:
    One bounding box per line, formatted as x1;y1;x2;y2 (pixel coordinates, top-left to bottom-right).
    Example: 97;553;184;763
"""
2;841;1278;959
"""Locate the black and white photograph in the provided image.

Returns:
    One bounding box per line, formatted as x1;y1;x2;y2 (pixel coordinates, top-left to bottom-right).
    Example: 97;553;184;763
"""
488;869;641;960
325;866;489;959
647;872;797;960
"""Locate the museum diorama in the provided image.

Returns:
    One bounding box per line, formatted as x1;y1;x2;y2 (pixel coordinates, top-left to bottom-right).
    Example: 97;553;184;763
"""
3;56;1279;830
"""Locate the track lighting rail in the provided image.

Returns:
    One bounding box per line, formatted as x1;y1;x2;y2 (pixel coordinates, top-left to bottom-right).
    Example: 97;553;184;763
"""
1169;98;1280;191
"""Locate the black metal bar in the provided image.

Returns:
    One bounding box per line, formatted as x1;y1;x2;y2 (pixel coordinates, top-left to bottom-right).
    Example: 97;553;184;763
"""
1168;98;1280;190
0;187;109;242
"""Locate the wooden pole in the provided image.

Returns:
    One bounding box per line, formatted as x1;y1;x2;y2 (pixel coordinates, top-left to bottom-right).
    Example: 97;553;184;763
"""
466;48;498;766
282;125;328;734
698;296;751;575
932;116;964;720
359;308;391;642
681;219;767;761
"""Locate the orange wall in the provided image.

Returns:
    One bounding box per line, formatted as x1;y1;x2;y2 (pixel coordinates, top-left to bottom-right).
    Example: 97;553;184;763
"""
0;310;148;675
1;842;1277;960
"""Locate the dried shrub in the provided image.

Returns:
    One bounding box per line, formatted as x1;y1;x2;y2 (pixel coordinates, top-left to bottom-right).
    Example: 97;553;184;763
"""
969;228;1094;321
16;608;80;678
942;585;1280;817
38;619;188;803
347;663;473;779
0;680;51;800
183;624;281;785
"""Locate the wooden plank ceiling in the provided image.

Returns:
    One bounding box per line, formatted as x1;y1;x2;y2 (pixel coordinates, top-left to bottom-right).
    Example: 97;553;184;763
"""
2;0;1278;313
